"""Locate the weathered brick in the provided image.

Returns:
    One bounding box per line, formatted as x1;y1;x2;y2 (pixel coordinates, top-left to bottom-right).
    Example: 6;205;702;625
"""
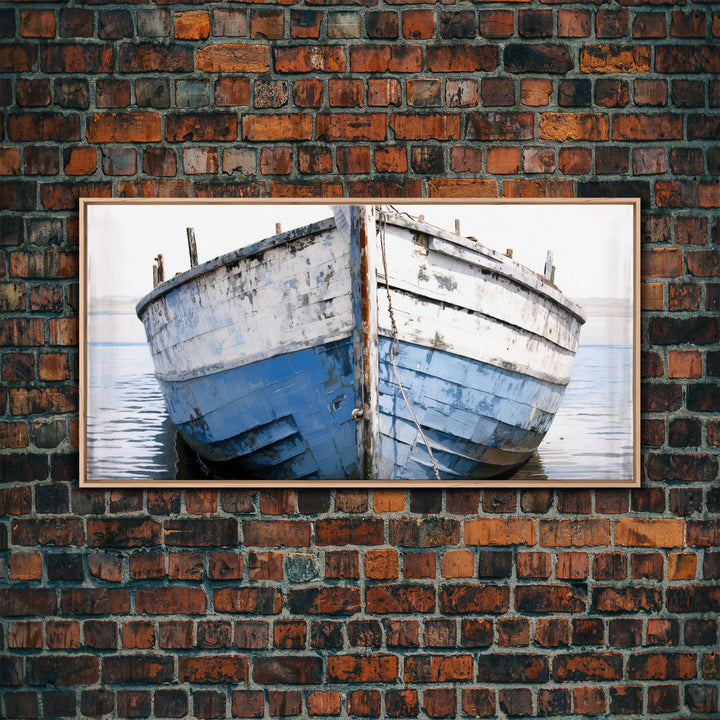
289;587;360;615
439;585;510;614
195;44;269;73
243;114;313;142
465;517;535;545
580;45;651;73
366;585;435;614
214;588;282;614
477;654;548;683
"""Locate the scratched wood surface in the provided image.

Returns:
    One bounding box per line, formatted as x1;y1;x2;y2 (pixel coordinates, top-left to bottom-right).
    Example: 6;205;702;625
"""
140;227;353;382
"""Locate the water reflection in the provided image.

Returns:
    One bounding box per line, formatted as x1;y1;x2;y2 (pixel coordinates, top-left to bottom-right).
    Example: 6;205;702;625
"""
88;338;632;483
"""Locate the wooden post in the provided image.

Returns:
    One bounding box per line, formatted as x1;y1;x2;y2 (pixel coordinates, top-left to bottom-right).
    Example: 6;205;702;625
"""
544;250;554;280
153;254;164;287
358;206;380;480
506;248;513;258
275;223;282;235
187;228;198;268
455;219;461;235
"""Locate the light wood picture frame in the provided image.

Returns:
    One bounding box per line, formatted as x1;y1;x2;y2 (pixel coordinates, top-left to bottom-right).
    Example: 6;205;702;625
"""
79;198;641;488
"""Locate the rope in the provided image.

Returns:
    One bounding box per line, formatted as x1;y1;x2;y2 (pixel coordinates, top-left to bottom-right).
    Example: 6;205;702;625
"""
378;207;442;482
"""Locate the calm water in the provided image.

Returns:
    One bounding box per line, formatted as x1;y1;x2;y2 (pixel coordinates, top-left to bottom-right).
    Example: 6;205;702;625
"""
87;313;633;483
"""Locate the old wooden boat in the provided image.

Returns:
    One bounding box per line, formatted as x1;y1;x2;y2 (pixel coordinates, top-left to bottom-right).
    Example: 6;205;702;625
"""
136;205;585;481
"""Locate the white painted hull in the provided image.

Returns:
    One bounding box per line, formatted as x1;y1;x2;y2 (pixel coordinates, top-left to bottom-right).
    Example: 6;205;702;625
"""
136;208;585;480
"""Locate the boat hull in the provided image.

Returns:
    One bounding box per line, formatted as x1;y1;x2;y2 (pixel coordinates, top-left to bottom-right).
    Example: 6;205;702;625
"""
137;207;584;481
159;339;358;479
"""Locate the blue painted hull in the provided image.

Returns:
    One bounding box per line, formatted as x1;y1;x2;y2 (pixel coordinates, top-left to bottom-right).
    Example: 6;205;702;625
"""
158;335;565;481
377;338;566;480
157;339;359;479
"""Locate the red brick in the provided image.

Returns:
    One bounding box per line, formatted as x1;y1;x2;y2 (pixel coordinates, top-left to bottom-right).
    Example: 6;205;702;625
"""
498;618;530;647
347;689;380;716
307;691;341;716
558;9;591;37
633;12;666;38
366;585;434;614
12;518;83;546
614;113;684;141
46;621;77;649
559;147;592;175
9;113;79;142
214;588;282;614
467;112;534;141
234;621;269;650
17;79;52;109
275;46;345;73
668;349;702;378
251;10;285;40
243;114;312;142
642;248;683;277
289;587;360;616
424;688;456;718
179;655;248;683
350;44;422;73
243;519;310;547
208;552;243;580
60;589;130;616
403;9;435;38
122;621;155;649
404;551;436;579
627;652;696;680
635;79;667;107
232;691;264;719
535;618;569;648
317;113;386;141
478;10;514;38
88;554;123;583
524;147;555;173
439;585;510;614
408;78;442;107
299;145;332;174
293;78;324;108
20;10;56;38
404;655;473;683
462;688;496;717
367;79;401;108
671;10;706;37
428;45;498;72
465;517;535;545
516;584;586;613
517;551;551;579
215;77;250;107
29;655;100;686
254;656;323;684
574;687;606;715
175;11;210;40
540;518;610;546
336;146;371;174
580;44;651;73
553;653;623;681
290;10;322;39
540;112;609;141
87;112;160;143
195;44;269;73
615;518;685;547
118;43;192;73
365;548;399;580
136;587;207;615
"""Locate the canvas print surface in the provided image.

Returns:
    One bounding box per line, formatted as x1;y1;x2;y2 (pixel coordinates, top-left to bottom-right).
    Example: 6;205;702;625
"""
81;200;638;486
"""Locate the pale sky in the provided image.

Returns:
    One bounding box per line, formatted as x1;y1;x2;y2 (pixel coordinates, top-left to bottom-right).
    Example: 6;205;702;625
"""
86;201;635;306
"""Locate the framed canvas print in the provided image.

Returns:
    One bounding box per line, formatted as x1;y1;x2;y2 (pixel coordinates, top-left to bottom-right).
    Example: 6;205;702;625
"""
79;198;640;488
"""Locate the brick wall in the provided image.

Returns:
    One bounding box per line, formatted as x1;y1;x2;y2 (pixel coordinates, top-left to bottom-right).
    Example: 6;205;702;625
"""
1;0;719;718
